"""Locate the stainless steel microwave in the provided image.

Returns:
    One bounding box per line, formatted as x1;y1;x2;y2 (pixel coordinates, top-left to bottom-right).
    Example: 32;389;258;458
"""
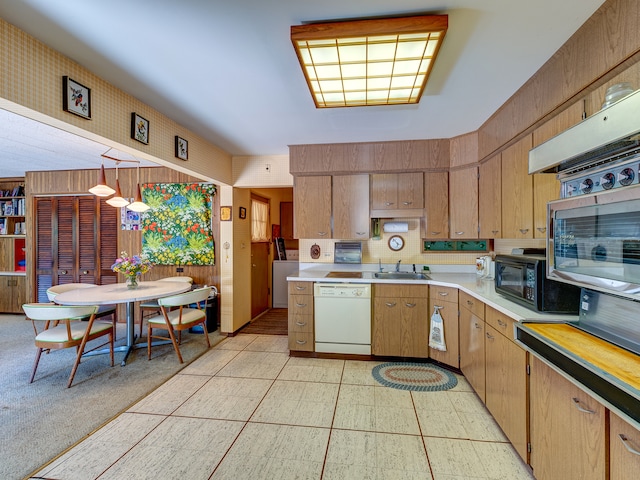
547;183;640;298
495;254;580;313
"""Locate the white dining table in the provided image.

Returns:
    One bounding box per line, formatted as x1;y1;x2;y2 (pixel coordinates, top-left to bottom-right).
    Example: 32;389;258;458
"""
54;281;191;365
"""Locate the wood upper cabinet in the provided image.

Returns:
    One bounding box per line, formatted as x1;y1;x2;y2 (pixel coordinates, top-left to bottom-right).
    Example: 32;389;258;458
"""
479;154;502;238
333;174;370;240
293;176;332;239
428;285;459;368
529;355;607;480
449;165;479;239
610;412;640;480
371;172;424;216
484;306;528;462
459;291;485;402
422;171;448;239
533;173;559;238
372;284;429;358
501;135;534;239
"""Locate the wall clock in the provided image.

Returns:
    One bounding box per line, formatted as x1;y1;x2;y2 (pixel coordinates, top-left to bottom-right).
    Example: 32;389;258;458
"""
388;235;405;251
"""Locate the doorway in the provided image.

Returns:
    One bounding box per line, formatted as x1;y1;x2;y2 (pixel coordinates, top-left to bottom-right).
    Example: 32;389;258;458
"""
250;194;270;319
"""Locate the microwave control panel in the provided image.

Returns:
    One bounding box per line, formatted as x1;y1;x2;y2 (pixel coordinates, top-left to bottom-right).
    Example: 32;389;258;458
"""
524;266;536;302
561;160;640;197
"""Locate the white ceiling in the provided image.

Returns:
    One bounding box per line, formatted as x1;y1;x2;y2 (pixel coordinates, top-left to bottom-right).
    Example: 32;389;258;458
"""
0;0;607;178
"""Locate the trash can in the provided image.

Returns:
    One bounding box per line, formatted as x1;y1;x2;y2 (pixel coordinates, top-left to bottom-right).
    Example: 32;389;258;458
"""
189;287;219;334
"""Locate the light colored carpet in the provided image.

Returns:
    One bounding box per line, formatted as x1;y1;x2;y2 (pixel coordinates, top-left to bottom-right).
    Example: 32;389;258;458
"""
0;314;225;480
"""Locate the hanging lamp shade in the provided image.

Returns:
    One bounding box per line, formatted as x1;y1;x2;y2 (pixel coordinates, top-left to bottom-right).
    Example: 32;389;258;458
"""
88;164;116;197
127;184;150;212
105;179;130;207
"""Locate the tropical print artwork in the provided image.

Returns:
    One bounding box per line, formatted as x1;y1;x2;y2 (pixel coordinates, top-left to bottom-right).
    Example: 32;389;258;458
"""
141;183;216;265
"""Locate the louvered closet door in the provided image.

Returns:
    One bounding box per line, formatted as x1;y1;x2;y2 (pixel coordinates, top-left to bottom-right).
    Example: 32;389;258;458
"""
35;196;117;303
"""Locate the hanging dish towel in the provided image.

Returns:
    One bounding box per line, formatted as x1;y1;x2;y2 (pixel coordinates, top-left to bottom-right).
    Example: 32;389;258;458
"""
429;305;447;351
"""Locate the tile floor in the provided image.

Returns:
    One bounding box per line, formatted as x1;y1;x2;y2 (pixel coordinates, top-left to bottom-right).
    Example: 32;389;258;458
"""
32;334;535;480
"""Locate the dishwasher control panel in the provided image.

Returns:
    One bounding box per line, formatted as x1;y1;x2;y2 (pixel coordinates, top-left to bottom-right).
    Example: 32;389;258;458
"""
314;283;371;298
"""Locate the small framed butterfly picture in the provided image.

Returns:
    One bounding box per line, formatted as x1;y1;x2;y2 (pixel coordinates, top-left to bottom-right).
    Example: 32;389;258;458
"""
63;76;91;119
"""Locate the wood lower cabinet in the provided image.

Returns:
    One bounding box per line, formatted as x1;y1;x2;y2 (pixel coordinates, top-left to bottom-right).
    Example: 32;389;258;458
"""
428;285;459;368
459;291;485;401
0;274;26;313
333;174;370;240
288;281;314;352
529;355;606;480
293;176;332;239
484;306;528;462
610;412;640;480
372;284;429;358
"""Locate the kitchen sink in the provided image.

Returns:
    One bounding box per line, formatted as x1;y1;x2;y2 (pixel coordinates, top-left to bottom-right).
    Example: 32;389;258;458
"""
374;272;430;280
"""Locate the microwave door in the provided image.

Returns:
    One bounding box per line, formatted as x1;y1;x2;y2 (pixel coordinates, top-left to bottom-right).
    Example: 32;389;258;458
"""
496;262;525;298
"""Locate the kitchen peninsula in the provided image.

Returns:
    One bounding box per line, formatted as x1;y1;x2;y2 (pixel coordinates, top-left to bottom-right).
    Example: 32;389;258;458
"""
287;264;640;478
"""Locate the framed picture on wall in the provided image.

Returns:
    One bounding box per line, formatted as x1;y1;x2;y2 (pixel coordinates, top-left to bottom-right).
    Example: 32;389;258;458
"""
62;76;91;119
131;112;149;144
175;136;188;160
239;207;246;219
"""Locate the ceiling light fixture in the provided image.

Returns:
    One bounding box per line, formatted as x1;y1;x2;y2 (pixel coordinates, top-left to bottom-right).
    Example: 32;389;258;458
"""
291;14;448;108
105;162;130;208
127;163;150;213
88;163;116;197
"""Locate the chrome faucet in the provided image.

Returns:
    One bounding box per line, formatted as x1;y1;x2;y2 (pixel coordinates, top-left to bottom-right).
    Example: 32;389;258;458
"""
395;260;402;272
379;259;383;273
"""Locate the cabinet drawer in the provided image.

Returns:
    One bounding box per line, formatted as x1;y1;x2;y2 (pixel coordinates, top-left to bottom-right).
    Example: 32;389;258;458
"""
459;290;484;319
288;313;313;333
486;305;517;342
429;285;458;302
374;283;427;298
288;294;313;315
289;281;313;295
288;331;314;351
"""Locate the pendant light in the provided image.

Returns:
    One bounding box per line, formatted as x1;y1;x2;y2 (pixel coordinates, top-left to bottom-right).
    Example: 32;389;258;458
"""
105;162;130;208
88;163;116;197
127;163;150;212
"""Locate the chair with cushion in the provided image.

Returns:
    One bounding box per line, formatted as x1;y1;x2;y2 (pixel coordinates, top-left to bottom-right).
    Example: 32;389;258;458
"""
147;286;211;363
22;303;114;388
47;283;118;339
139;276;193;338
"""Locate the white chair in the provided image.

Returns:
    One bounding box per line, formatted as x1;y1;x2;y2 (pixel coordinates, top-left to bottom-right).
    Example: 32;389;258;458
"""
47;283;118;339
147;286;211;363
139;276;193;338
23;303;114;388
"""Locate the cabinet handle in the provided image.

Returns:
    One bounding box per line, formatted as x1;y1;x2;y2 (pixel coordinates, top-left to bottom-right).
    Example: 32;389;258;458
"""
295;321;307;327
537;227;546;233
430;231;441;235
618;434;640;456
405;302;416;308
355;231;366;236
438;292;449;297
82;270;89;275
485;331;494;339
497;319;507;328
434;304;444;310
572;397;596;414
384;202;395;207
455;231;464;235
492;230;499;235
385;302;397;308
402;201;413;206
318;231;327;236
295;286;307;291
466;300;474;306
519;228;529;234
295;303;307;308
476;323;484;330
296;339;307;345
60;270;67;275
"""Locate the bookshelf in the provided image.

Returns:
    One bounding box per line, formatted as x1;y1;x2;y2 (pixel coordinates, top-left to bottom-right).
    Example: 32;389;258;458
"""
0;179;26;313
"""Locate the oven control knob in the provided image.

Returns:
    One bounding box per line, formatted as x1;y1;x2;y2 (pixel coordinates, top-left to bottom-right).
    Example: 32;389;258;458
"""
580;178;594;194
618;168;635;186
565;183;577;196
601;172;615;190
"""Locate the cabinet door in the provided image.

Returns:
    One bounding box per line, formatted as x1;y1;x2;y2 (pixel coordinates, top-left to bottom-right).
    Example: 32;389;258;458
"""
610;412;640;480
459;305;485;401
373;296;429;357
0;237;13;271
333;174;369;240
0;275;25;313
423;172;449;239
428;286;459;368
479;154;502;238
449;166;478;239
293;176;332;239
529;356;606;480
501;136;533;239
533;173;559;238
485;323;528;461
397;172;424;209
371;174;397;210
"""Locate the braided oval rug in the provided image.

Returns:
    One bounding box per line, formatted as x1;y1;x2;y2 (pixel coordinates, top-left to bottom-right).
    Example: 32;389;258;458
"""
372;362;458;392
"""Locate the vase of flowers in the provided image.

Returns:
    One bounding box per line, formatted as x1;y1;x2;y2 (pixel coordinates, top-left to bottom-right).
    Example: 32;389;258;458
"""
112;251;152;289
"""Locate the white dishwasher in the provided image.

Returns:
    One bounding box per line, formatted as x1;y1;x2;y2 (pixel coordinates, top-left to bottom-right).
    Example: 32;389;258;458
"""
314;283;371;354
